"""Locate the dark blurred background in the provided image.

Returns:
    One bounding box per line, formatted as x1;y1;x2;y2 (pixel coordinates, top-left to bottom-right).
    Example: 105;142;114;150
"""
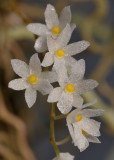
0;0;114;160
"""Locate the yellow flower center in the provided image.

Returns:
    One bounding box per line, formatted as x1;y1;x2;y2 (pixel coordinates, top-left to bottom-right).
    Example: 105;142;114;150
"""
28;75;38;84
82;129;86;135
65;84;75;93
52;26;61;35
76;114;82;122
56;49;65;58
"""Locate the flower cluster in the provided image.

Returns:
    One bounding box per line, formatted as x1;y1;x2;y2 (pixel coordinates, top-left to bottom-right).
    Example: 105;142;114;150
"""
8;4;104;160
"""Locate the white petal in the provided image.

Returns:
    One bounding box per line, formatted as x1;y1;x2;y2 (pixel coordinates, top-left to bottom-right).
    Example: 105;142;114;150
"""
86;134;101;143
70;23;76;33
67;109;78;124
36;79;53;95
40;71;58;83
54;63;68;88
56;24;71;49
26;23;47;36
47;87;63;102
73;95;83;108
78;79;99;95
11;59;30;78
53;152;74;160
47;35;57;53
81;100;97;109
59;153;74;160
65;56;77;68
53;56;66;75
8;78;29;90
79;118;101;137
69;59;85;82
57;92;73;114
34;37;47;53
81;109;104;118
64;40;90;56
41;52;54;67
73;123;89;152
25;88;37;108
59;6;71;29
29;53;41;75
44;4;59;29
66;115;76;145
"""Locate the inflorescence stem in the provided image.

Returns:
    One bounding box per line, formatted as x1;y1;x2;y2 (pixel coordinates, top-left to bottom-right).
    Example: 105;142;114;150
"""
50;103;60;157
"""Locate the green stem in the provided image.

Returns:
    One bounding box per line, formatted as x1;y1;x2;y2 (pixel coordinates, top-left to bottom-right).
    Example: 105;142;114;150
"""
50;103;60;157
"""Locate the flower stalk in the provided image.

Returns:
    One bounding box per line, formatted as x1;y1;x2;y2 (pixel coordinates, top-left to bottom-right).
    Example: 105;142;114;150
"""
54;114;68;120
56;135;71;146
50;103;60;157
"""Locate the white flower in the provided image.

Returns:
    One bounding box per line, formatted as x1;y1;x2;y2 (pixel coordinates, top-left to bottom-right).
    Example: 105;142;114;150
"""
53;152;74;160
26;4;76;53
66;101;104;152
47;59;98;114
8;53;57;108
41;23;90;69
